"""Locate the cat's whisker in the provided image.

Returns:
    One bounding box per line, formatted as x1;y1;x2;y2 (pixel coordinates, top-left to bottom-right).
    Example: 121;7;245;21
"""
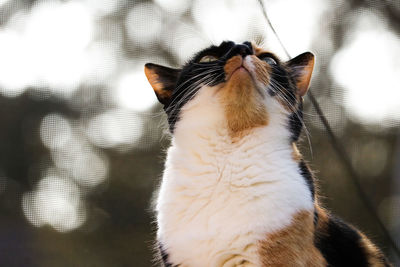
270;85;307;133
167;74;217;111
188;65;222;72
167;76;216;110
174;69;220;90
191;61;224;67
268;81;296;107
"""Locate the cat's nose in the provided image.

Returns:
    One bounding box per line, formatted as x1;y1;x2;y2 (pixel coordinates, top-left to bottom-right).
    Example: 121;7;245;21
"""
232;43;253;58
236;44;252;57
224;43;253;59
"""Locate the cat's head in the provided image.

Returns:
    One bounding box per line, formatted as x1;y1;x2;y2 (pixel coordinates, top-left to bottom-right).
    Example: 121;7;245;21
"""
144;41;314;141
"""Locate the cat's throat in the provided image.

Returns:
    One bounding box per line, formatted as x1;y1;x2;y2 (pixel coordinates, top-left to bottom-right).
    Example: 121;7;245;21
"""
221;55;269;139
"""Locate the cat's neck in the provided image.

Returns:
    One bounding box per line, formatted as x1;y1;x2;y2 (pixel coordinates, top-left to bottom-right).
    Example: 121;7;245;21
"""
171;125;293;163
168;129;294;185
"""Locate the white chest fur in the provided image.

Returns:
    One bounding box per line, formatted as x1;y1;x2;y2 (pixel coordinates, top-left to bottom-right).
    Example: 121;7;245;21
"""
155;89;313;267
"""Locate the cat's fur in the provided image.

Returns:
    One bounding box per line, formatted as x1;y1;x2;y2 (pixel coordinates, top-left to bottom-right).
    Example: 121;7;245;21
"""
144;41;391;267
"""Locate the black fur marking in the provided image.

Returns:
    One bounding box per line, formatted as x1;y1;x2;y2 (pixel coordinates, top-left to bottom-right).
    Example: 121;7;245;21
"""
267;64;292;98
288;101;304;142
315;216;369;267
313;209;319;226
192;41;235;63
158;242;177;267
298;159;315;200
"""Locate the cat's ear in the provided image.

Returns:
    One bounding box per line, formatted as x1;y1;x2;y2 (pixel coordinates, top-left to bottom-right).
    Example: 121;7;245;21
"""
144;63;181;105
286;52;315;97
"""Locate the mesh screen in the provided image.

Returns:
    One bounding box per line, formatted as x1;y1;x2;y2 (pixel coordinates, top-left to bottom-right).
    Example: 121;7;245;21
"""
0;0;399;266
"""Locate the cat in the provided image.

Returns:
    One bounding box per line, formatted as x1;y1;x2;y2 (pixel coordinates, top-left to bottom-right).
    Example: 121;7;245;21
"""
144;41;391;267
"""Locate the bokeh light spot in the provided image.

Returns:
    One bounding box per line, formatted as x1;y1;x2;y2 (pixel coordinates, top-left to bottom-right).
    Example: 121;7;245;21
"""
115;70;156;112
154;0;190;15
330;11;400;124
86;108;144;150
40;113;72;150
22;174;86;232
125;3;162;45
0;1;94;97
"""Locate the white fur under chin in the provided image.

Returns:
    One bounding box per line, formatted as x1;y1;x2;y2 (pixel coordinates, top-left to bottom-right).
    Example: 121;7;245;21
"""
156;87;313;267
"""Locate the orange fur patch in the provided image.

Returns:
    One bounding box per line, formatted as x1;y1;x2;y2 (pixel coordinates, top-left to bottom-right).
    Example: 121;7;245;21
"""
220;56;268;139
252;43;269;56
359;233;391;267
258;210;326;267
296;58;315;97
292;143;302;162
314;204;329;232
224;55;243;80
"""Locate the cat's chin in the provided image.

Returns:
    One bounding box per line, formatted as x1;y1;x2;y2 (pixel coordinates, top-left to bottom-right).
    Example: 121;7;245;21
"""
224;56;249;80
227;66;252;87
231;66;250;79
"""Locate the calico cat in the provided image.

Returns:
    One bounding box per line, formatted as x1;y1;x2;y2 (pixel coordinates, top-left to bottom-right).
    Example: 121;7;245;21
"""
144;41;391;267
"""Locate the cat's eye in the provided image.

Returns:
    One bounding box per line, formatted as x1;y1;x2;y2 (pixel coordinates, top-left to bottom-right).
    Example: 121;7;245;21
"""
262;56;277;65
199;55;219;63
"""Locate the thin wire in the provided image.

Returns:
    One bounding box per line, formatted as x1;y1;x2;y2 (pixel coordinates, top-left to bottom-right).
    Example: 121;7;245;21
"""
256;0;400;258
257;0;291;59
